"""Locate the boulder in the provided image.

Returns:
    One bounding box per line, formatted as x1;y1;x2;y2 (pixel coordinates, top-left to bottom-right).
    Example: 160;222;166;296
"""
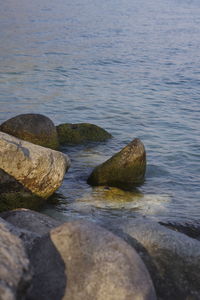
0;114;59;149
0;190;45;213
0;132;70;198
0;215;39;252
104;218;200;299
0;208;62;236
87;138;146;189
27;220;156;300
56;123;112;145
0;218;32;300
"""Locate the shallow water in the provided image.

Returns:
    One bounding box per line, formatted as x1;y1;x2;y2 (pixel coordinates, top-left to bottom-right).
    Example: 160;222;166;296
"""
0;0;200;224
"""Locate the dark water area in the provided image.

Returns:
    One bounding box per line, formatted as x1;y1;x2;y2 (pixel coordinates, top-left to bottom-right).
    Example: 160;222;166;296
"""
0;0;200;224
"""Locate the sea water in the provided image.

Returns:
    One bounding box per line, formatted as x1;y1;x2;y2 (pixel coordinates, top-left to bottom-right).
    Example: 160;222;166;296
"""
0;0;200;224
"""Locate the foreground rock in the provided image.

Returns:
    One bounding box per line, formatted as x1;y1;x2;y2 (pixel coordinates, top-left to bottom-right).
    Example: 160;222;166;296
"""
56;123;112;145
0;208;62;236
104;218;200;300
27;220;156;300
0;114;59;149
0;132;70;198
0;218;31;300
87;138;146;189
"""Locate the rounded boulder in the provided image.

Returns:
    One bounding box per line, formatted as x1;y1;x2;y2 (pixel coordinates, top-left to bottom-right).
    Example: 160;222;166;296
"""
56;123;112;145
27;220;156;300
0;114;59;149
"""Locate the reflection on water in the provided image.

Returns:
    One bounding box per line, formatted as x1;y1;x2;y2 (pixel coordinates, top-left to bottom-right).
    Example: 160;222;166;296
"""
1;0;200;224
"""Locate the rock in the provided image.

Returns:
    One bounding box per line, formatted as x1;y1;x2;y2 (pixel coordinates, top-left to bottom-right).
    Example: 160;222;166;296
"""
0;208;62;236
104;218;200;299
0;191;45;213
0;215;40;252
159;220;200;241
27;220;156;300
56;123;112;145
87;138;146;189
0;114;59;149
0;132;70;198
0;218;31;300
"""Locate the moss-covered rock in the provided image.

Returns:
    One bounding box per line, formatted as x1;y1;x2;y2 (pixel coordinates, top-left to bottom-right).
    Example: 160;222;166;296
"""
56;123;112;145
87;138;146;189
0;113;59;149
0;192;44;213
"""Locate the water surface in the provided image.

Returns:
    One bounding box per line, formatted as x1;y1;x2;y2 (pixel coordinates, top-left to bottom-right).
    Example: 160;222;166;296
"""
0;0;200;224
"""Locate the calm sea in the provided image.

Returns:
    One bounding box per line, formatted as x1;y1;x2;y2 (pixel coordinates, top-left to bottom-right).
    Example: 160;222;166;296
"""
0;0;200;224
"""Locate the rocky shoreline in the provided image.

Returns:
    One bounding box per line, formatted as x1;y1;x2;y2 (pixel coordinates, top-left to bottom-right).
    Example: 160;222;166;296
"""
0;114;200;300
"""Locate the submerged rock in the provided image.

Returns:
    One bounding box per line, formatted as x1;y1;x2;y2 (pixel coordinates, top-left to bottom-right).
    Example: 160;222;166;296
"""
56;123;112;145
104;218;200;300
0;132;70;198
27;220;156;300
0;113;59;149
0;218;31;300
87;138;146;189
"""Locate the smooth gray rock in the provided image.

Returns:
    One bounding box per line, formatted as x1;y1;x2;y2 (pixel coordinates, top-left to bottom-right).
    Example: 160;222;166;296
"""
0;114;59;150
0;208;62;236
0;216;39;252
104;218;200;300
87;138;146;189
27;220;156;300
0;218;31;300
0;132;70;198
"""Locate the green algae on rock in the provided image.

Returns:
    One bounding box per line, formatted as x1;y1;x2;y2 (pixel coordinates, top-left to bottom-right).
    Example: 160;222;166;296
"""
0;192;44;213
56;123;112;145
87;138;146;189
0;113;59;150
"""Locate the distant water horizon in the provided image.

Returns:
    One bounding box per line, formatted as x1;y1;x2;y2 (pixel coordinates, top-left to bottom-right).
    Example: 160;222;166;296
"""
0;0;200;225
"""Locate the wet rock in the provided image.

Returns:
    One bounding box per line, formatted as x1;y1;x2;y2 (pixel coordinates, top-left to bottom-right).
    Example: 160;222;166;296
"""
56;123;112;145
104;218;200;300
87;138;146;189
159;220;200;241
27;220;156;300
0;113;59;149
0;191;45;213
0;132;70;198
0;218;32;300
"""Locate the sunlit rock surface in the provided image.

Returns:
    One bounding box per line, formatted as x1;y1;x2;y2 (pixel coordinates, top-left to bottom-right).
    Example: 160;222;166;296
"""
103;218;200;300
27;220;156;300
0;132;70;198
87;138;146;189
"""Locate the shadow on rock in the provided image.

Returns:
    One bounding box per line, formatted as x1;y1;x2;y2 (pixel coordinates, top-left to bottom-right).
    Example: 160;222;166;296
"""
26;233;66;300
